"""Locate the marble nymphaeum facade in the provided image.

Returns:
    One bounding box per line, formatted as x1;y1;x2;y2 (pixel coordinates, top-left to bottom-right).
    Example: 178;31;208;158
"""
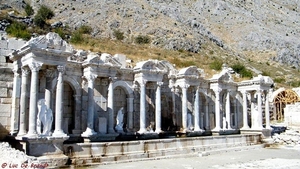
7;33;274;163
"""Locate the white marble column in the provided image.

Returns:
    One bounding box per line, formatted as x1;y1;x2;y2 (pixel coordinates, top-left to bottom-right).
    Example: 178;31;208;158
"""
181;84;189;132
10;67;21;135
155;82;163;133
127;97;134;130
241;90;249;129
194;86;201;131
18;68;30;136
107;77;116;133
53;65;67;137
138;80;147;134
26;62;42;137
257;90;263;129
225;90;232;129
212;88;222;131
82;74;97;137
265;90;271;129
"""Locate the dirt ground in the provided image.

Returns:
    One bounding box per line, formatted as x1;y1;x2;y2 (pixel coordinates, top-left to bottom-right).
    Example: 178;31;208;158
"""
85;145;300;169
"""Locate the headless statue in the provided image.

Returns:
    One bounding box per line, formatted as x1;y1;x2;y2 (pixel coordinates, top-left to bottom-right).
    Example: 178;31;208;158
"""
37;99;53;136
115;107;124;132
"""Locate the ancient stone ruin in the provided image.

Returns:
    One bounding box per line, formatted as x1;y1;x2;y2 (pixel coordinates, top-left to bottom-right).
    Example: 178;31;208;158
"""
3;32;277;167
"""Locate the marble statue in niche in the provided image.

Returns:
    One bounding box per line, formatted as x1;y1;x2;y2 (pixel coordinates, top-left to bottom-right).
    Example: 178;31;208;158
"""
37;99;53;136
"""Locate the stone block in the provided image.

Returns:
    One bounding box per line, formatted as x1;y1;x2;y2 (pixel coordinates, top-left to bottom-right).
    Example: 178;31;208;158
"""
0;56;6;63
0;40;8;48
0;117;9;125
98;117;107;134
0;84;10;94
7;39;26;50
1;98;12;104
0;104;11;116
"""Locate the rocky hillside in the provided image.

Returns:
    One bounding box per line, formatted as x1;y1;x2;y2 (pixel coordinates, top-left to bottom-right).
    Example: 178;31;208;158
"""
1;0;300;69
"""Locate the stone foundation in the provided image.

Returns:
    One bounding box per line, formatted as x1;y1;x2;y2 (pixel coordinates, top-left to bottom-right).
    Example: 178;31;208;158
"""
65;134;261;166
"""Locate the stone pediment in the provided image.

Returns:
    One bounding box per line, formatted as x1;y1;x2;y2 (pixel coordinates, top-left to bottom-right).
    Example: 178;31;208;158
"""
177;66;201;79
210;65;234;83
134;60;167;74
26;32;73;52
83;52;122;68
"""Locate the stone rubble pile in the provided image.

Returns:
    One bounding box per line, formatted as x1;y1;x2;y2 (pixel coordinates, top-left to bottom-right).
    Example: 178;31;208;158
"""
0;142;33;165
272;130;300;146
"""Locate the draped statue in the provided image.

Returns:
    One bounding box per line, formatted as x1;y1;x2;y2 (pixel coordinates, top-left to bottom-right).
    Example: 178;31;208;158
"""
37;99;53;136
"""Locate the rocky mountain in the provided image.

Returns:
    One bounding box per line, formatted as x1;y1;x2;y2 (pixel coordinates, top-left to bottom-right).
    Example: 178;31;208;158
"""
1;0;300;69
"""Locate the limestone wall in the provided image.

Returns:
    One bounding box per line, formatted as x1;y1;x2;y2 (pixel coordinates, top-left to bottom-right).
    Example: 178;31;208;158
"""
0;63;14;139
284;103;300;128
0;34;25;140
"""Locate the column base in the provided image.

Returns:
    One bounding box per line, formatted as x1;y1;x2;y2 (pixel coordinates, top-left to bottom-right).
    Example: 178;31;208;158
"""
52;130;68;137
155;129;163;134
240;126;250;130
81;128;97;137
138;128;147;134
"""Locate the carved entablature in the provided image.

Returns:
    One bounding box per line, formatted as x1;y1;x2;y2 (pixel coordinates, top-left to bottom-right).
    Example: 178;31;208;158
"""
238;74;274;92
10;32;73;67
133;60;167;82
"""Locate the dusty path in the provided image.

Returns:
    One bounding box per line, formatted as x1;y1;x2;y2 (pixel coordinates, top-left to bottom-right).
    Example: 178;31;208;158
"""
85;146;300;169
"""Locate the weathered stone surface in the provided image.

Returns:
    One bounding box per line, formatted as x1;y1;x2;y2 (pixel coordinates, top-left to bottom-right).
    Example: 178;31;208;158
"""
0;88;7;97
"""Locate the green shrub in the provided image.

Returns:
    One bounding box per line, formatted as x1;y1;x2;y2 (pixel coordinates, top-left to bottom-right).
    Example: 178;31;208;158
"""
291;81;300;87
209;60;222;70
6;22;31;40
70;31;84;44
54;28;67;39
34;5;54;28
78;25;92;34
25;4;34;16
135;35;151;44
274;77;285;83
113;29;124;40
231;63;253;78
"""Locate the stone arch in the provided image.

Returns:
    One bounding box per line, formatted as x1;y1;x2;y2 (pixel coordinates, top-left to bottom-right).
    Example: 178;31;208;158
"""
63;76;82;96
272;88;300;121
113;80;134;97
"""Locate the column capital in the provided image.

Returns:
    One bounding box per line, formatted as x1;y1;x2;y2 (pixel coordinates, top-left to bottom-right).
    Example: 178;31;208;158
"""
44;67;57;78
21;67;30;76
57;65;65;73
157;81;163;86
180;84;190;90
85;73;97;82
213;87;222;94
138;79;147;87
29;62;42;72
256;89;263;94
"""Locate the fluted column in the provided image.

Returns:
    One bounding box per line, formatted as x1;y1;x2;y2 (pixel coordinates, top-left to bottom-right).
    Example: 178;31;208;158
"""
18;67;30;136
241;90;249;129
265;90;271;129
10;67;21;135
212;88;221;131
107;77;116;133
82;74;97;137
194;86;201;131
155;82;163;133
53;65;67;137
225;90;232;129
26;62;42;137
138;80;147;134
181;84;189;132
